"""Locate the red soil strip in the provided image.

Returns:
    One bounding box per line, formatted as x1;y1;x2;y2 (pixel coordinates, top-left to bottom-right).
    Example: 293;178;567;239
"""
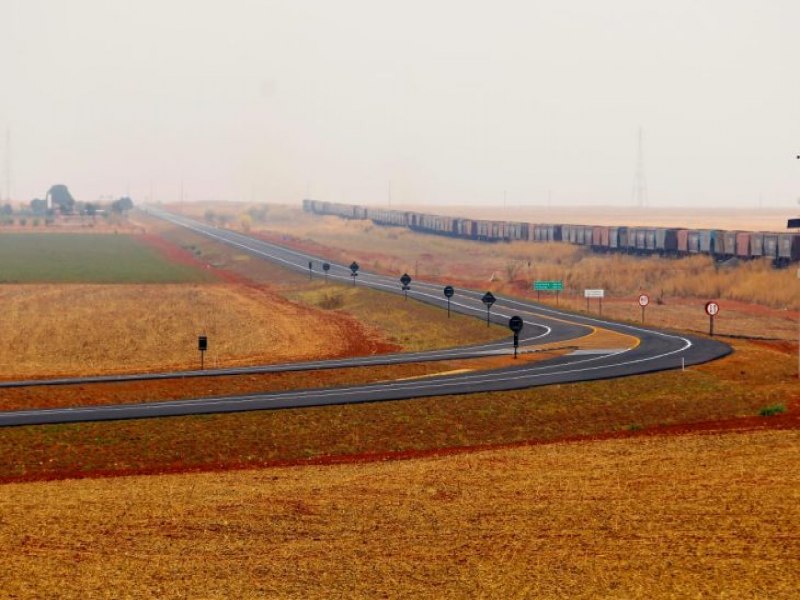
5;409;796;486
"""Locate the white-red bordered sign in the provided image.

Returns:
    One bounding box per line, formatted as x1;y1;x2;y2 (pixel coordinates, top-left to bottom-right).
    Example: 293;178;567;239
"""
705;301;720;317
638;294;650;307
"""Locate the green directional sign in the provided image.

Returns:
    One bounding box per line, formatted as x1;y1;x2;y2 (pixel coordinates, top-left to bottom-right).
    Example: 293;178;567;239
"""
533;280;563;291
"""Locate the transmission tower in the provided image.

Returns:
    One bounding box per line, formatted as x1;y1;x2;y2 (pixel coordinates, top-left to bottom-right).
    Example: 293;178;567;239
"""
632;126;647;208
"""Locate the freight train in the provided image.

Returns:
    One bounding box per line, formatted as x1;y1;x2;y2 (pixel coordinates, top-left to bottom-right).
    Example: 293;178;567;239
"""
302;199;800;266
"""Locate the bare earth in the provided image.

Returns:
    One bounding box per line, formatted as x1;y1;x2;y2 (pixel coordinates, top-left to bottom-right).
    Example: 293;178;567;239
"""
1;429;797;598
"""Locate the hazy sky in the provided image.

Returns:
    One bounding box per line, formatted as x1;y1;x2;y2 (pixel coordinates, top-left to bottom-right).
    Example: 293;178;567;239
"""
2;1;799;208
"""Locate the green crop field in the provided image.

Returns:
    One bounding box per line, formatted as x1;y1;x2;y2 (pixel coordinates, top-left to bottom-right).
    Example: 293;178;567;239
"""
0;233;214;283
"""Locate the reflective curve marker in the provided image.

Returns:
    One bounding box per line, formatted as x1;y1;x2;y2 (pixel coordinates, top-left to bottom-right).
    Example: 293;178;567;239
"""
308;260;313;280
198;335;208;370
350;261;359;285
482;291;496;327
400;273;412;300
638;293;649;323
705;301;720;336
322;262;330;281
509;315;524;359
443;285;455;318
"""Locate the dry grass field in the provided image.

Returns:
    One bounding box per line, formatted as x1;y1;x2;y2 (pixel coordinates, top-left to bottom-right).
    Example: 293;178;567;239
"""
0;284;393;378
167;203;800;333
2;429;797;598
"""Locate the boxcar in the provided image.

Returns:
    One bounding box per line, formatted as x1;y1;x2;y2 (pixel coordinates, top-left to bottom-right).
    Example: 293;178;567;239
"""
720;231;738;258
592;226;604;248
749;232;764;257
655;228;679;254
687;230;701;254
763;234;779;258
735;232;751;258
778;233;800;264
677;229;689;254
698;230;718;255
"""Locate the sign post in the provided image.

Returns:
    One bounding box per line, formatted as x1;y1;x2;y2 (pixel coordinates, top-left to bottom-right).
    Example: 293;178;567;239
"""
308;260;313;280
533;280;563;305
584;289;605;315
322;262;330;282
638;294;650;323
705;301;720;336
481;291;496;327
443;285;455;317
349;261;359;286
400;273;412;300
509;315;524;359
198;335;208;370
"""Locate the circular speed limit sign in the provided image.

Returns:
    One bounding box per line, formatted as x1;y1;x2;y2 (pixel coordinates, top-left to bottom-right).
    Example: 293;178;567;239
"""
638;294;649;307
705;301;720;317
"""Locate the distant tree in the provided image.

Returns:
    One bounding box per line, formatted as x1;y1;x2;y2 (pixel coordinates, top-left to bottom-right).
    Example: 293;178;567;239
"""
247;205;269;223
30;198;47;215
1;203;12;215
47;184;76;214
84;202;98;217
110;196;134;213
204;209;217;224
240;213;252;232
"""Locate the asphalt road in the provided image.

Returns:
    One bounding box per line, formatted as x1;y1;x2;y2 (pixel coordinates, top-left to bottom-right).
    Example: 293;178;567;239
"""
0;208;731;427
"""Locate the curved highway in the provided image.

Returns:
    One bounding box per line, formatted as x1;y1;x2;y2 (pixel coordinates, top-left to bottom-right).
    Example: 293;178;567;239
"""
0;208;731;427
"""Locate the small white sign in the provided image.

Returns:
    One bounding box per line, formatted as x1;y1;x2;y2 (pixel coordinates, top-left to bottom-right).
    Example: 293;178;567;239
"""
638;294;650;307
705;301;720;317
584;289;605;298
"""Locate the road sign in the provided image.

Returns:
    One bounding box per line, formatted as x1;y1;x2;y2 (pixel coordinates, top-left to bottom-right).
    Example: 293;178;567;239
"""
482;291;496;326
400;273;412;299
533;280;563;291
705;301;720;336
443;285;454;317
322;262;331;272
198;335;208;370
638;294;649;307
788;218;800;229
308;260;313;279
349;261;359;285
584;289;605;298
508;316;523;358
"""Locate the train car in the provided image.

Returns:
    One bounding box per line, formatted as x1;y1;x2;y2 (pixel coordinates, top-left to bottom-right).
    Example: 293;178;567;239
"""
718;230;738;258
532;224;544;241
655;228;679;255
634;228;647;253
777;233;800;266
750;233;764;257
763;233;779;259
687;230;700;254
644;229;657;253
591;226;604;248
551;225;563;241
575;226;585;245
698;230;718;255
735;232;751;258
677;229;689;255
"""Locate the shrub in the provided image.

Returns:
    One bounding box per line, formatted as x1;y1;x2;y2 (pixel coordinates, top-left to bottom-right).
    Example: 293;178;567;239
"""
318;292;344;310
759;405;786;417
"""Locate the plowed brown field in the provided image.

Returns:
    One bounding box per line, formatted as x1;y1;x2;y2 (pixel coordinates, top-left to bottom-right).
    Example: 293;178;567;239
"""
2;429;797;598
